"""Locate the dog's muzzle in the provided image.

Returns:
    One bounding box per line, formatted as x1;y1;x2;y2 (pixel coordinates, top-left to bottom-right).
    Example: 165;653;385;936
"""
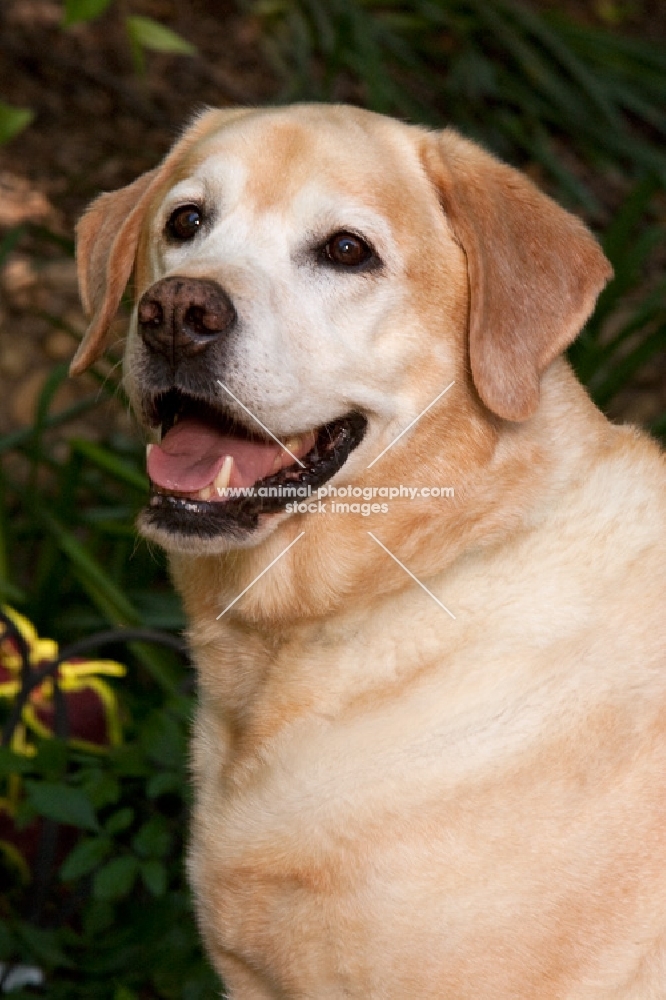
134;276;368;545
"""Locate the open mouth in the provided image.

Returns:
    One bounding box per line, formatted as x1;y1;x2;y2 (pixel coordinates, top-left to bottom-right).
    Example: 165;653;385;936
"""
140;388;367;539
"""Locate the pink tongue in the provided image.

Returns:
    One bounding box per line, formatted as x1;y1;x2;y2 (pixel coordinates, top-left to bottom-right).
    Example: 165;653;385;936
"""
147;418;282;492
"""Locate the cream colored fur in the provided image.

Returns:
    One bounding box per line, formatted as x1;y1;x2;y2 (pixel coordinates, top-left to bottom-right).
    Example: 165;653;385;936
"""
72;105;666;999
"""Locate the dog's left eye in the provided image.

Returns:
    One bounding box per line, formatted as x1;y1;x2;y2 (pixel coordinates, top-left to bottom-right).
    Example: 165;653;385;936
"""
167;204;203;241
322;232;375;269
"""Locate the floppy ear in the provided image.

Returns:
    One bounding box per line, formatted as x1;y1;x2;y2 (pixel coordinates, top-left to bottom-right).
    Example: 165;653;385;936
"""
421;130;612;421
70;169;159;376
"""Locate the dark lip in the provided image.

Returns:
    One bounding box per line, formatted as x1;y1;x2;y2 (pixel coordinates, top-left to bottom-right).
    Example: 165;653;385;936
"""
140;408;368;540
144;387;254;440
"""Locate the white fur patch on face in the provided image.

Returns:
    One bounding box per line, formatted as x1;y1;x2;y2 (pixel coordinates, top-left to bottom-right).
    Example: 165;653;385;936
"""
137;142;447;478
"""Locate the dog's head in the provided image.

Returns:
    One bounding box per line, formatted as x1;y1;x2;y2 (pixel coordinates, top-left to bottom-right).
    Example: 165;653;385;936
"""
71;104;611;558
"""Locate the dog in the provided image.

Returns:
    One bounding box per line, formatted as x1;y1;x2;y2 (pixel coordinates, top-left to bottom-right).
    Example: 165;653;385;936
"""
70;104;666;998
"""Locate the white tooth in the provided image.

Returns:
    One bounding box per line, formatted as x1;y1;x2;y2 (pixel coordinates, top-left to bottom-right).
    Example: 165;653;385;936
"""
198;485;213;501
283;435;303;455
214;455;234;496
146;443;154;458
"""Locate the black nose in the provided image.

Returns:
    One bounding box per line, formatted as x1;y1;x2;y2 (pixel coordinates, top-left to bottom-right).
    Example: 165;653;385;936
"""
137;276;236;362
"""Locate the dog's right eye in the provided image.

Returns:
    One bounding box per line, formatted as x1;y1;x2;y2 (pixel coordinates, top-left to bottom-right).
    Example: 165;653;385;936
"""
167;204;203;242
322;231;375;269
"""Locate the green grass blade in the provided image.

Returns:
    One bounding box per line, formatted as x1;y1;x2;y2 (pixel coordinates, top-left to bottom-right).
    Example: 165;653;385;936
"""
70;440;148;493
37;508;140;623
592;324;666;407
36;509;179;692
0;397;102;456
499;0;622;127
0;225;27;266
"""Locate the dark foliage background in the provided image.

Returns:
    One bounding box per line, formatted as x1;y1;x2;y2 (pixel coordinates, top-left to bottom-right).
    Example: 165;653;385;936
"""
0;1;664;997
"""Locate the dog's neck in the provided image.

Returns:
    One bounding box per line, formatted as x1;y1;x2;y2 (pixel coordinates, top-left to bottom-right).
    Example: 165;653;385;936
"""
172;362;604;613
169;360;612;764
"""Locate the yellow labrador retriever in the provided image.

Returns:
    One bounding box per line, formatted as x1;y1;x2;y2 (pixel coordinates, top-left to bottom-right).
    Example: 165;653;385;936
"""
70;105;666;999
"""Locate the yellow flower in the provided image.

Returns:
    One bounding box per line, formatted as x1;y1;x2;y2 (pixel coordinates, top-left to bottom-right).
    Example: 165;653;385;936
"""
0;605;126;755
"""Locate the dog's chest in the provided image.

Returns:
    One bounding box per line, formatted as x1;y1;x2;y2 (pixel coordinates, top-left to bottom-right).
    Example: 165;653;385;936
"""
187;667;666;1000
188;722;381;993
187;706;548;997
188;693;489;994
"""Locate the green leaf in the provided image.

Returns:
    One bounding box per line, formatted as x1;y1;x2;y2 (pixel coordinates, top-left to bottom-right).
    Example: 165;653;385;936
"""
104;806;135;835
60;836;111;881
24;780;100;832
110;743;151;778
147;771;182;798
126;16;196;56
0;919;16;960
139;710;186;769
31;738;68;780
141;858;168;896
13;921;73;968
93;854;139;901
81;899;114;937
0;747;34;776
132;816;172;859
0;577;26;601
63;0;113;24
80;770;121;810
0;100;33;145
114;987;139;1000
